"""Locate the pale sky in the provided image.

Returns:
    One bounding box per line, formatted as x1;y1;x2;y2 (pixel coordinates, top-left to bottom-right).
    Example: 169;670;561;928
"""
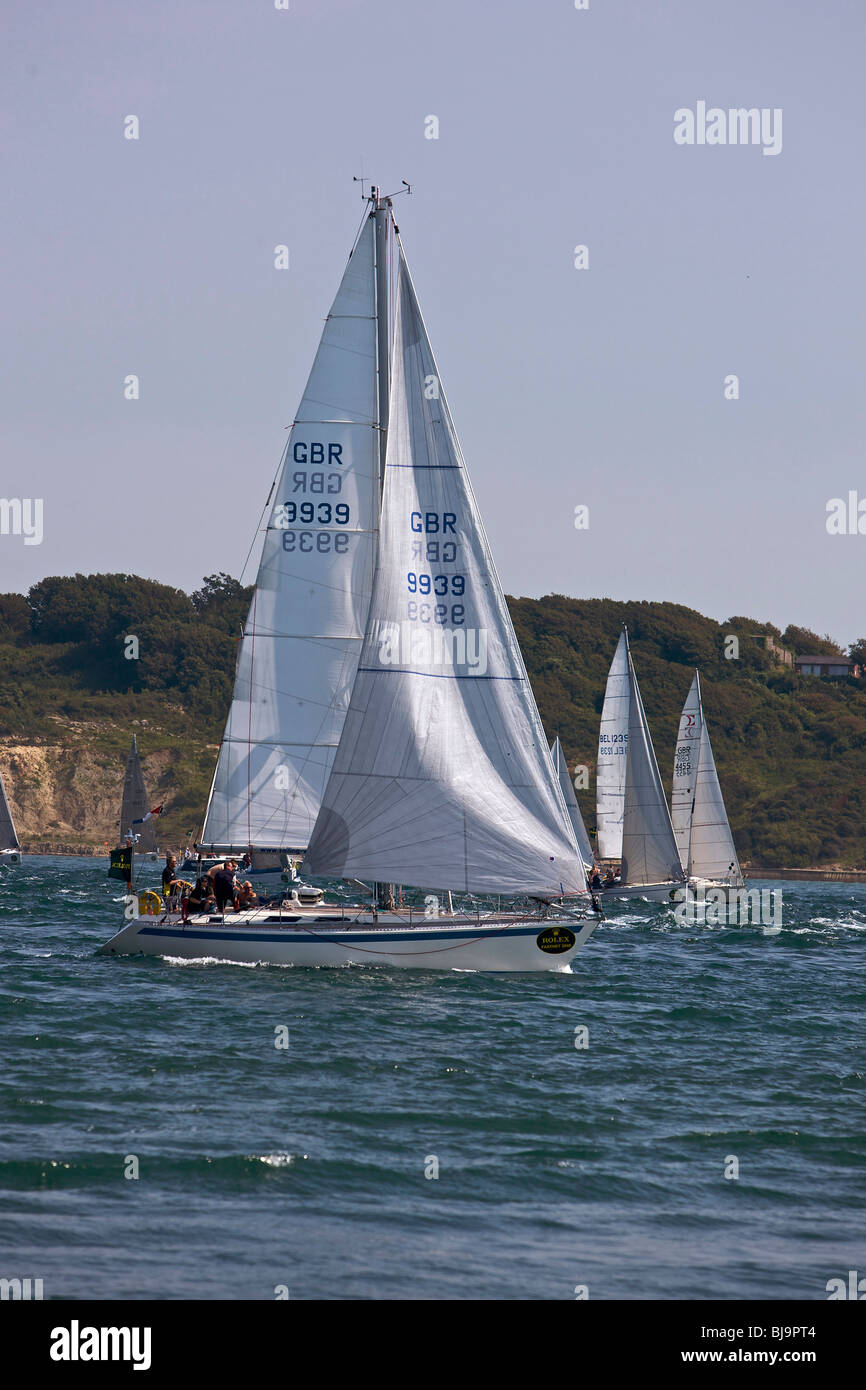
2;0;864;644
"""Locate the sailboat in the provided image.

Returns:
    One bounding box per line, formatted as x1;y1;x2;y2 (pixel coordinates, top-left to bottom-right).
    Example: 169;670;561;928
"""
0;768;22;864
100;189;602;971
595;628;629;862
117;735;159;862
601;639;687;902
550;737;595;874
671;672;743;893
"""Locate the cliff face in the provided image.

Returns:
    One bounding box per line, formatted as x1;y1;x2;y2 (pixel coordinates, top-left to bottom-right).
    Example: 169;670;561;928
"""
0;724;215;853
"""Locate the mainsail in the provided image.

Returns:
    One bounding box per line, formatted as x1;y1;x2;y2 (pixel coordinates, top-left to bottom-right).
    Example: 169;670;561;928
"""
120;735;157;853
201;217;379;853
674;672;742;883
551;737;595;870
620;654;685;888
671;671;701;867
0;770;20;851
596;628;630;859
304;248;587;896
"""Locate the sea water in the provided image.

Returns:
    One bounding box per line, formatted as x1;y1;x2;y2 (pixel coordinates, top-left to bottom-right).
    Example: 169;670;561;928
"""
1;857;863;1299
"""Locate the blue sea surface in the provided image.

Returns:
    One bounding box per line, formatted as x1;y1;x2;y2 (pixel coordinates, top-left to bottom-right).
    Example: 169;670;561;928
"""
1;857;864;1300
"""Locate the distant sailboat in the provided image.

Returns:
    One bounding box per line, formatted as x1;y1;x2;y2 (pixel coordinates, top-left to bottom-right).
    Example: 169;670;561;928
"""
551;737;595;873
596;628;630;861
671;672;743;889
101;189;602;971
0;768;22;864
118;735;159;860
602;642;687;902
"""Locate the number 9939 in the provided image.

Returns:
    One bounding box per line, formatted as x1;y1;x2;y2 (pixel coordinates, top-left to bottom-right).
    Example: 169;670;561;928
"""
407;572;465;596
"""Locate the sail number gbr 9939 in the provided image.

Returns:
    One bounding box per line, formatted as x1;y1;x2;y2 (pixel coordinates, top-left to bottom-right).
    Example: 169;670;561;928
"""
274;443;351;553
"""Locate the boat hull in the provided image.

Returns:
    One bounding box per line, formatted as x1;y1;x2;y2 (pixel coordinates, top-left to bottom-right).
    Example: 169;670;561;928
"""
602;878;746;905
98;907;598;972
602;881;682;903
0;849;21;865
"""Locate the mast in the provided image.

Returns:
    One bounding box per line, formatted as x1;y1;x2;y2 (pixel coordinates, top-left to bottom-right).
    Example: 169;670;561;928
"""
373;188;394;910
373;189;391;492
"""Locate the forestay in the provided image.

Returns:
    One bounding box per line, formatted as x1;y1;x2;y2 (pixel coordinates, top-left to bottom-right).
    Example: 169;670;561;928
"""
621;656;685;887
202;218;379;853
304;251;587;895
596;629;629;859
120;735;157;853
551;737;595;870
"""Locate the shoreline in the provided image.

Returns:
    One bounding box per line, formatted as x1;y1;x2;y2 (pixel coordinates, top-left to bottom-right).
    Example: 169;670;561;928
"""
13;846;866;883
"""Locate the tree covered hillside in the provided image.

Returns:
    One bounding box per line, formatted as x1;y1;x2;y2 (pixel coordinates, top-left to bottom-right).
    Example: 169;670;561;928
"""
508;595;866;869
0;574;864;866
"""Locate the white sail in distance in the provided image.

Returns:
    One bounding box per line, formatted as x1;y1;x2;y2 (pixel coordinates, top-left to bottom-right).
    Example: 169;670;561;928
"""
551;737;594;870
671;671;701;868
620;654;685;888
596;628;629;859
201;217;379;853
304;248;587;896
120;735;157;852
0;770;20;851
676;673;742;883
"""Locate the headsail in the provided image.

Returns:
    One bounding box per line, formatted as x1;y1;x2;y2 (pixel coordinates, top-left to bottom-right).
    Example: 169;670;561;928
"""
0;769;20;851
671;671;701;868
120;735;157;852
620;654;685;887
551;737;594;870
679;674;742;883
596;628;630;859
201;216;379;853
304;247;587;896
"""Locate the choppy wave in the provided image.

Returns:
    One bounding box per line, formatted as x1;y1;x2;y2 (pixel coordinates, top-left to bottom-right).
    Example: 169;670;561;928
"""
1;856;864;1299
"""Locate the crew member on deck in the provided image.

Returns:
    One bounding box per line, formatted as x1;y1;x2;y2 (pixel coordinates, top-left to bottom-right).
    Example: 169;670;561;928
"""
185;876;215;918
162;854;183;907
237;880;258;908
208;860;240;913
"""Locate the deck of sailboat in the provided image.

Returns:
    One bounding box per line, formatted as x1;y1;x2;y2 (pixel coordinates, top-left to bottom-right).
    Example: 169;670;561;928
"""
100;899;600;971
124;900;597;932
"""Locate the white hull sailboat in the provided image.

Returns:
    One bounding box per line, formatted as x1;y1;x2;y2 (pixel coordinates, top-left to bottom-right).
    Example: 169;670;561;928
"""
0;769;22;865
100;901;598;972
599;633;687;902
671;671;743;901
595;627;629;863
101;189;602;972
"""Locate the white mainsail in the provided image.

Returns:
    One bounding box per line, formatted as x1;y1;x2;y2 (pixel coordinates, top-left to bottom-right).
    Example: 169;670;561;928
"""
671;671;701;867
201;217;379;853
120;734;157;853
620;654;685;888
304;249;587;896
0;769;20;851
675;672;742;883
596;628;629;859
551;737;595;870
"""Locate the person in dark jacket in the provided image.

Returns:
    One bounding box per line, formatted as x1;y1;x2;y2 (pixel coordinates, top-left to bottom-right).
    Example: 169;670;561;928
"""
186;876;215;915
207;860;240;913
